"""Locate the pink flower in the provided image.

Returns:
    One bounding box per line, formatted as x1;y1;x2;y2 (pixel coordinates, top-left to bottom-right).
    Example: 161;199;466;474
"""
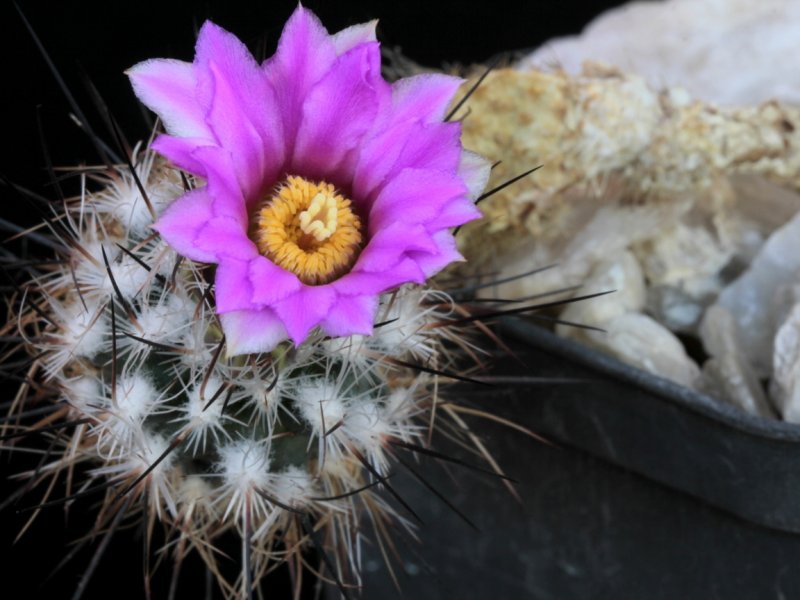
127;6;489;355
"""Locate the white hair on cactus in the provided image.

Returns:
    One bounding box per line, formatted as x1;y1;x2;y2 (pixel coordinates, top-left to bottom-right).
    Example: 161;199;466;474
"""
177;375;238;453
93;430;177;518
103;373;163;446
60;373;104;417
320;334;372;371
42;299;109;377
368;287;451;361
216;438;272;522
269;466;316;509
120;291;192;360
234;360;284;427
291;378;347;437
92;147;182;237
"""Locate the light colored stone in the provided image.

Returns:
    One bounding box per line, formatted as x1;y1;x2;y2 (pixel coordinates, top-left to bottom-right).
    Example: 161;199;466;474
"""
632;219;733;331
634;222;730;291
771;303;800;423
520;0;800;106
715;210;800;376
698;306;775;418
555;251;645;331
580;313;700;388
646;285;708;333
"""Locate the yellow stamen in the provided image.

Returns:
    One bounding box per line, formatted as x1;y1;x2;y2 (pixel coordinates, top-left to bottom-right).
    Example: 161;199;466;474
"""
299;192;338;242
254;176;363;285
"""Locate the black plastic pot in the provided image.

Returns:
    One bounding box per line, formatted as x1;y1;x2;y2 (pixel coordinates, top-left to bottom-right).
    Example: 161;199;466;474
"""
351;319;800;599
500;319;800;534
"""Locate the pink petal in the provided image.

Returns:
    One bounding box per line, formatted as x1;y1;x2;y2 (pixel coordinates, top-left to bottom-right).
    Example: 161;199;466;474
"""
390;74;464;125
385;122;462;181
273;286;336;345
154;172;254;264
432;197;483;229
155;198;254;264
334;257;427;296
291;43;388;181
458;150;492;200
331;20;378;54
195;22;285;202
195;218;257;262
190;146;248;222
408;230;465;277
249;256;303;305
320;294;378;337
151;135;214;177
220;308;288;356
264;6;337;150
153;189;218;263
368;168;468;233
214;259;255;313
127;59;211;139
215;257;300;313
353;120;462;202
356;222;439;272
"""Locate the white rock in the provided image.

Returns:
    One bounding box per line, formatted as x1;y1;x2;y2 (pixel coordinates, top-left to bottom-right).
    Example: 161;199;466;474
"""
636;222;731;289
487;202;689;301
646;285;709;332
634;221;732;331
556;250;645;330
715;210;800;376
771;303;800;423
582;313;701;388
521;0;800;106
698;306;775;418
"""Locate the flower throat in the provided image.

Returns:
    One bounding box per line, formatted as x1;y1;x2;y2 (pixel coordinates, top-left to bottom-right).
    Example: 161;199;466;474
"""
254;176;363;285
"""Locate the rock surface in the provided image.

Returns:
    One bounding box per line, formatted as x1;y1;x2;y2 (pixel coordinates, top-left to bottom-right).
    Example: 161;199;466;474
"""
771;303;800;423
520;0;800;106
698;306;775;418
714;210;800;376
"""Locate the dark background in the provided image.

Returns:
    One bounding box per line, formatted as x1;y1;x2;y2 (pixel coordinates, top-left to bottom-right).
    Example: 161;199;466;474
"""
0;2;657;599
3;0;628;219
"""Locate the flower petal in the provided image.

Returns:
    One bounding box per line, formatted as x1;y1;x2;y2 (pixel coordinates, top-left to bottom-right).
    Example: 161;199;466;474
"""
331;20;378;54
127;59;211;139
357;221;439;272
458;150;492;201
320;294;378;337
273;286;337;345
390;74;464;125
432;196;483;229
190;146;248;222
216;256;302;313
220;308;288;356
249;256;303;306
353;121;462;202
335;258;427;295
195;22;285;202
215;259;255;313
151;135;214;177
369;168;468;233
153;189;218;263
291;43;387;181
408;229;465;277
264;6;337;149
155;192;255;264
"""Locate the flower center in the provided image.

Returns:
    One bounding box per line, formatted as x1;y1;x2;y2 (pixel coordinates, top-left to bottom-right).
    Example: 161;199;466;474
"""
254;176;363;285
